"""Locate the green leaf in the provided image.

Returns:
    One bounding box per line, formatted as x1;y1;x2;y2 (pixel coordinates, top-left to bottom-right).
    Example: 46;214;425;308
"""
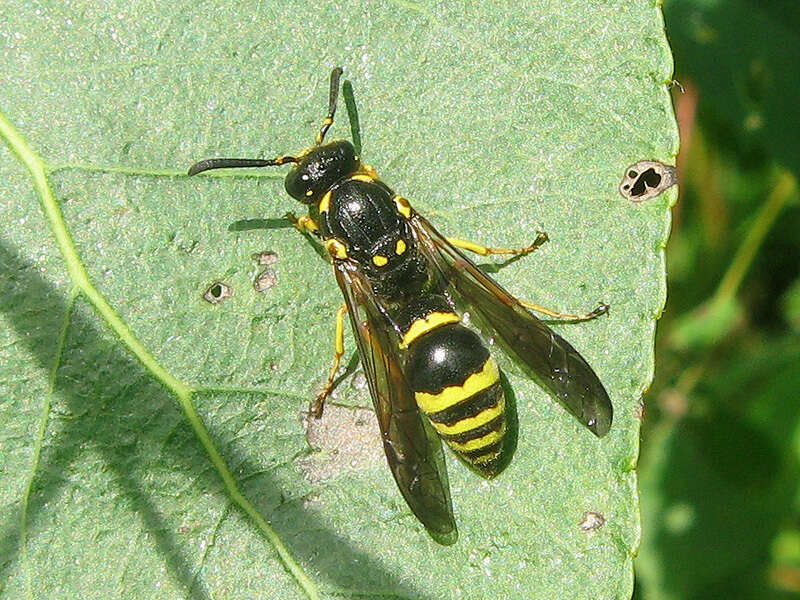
0;2;676;599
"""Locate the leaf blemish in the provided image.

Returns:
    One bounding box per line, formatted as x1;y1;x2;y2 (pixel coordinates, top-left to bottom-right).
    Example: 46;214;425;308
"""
580;510;606;533
203;280;233;304
618;160;677;202
298;405;383;484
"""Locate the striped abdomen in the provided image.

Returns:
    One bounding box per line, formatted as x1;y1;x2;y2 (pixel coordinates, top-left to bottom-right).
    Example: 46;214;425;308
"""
397;297;507;477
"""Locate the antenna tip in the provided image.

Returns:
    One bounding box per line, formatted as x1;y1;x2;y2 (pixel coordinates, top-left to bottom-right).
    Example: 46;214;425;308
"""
187;160;210;176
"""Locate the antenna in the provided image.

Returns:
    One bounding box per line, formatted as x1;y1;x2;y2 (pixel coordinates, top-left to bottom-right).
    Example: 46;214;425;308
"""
187;155;297;176
315;67;343;145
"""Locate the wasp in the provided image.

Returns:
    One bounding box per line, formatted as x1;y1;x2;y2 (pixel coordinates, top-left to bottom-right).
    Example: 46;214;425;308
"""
188;68;612;544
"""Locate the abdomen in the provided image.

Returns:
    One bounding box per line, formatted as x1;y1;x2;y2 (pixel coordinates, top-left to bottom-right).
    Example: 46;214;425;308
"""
396;296;508;477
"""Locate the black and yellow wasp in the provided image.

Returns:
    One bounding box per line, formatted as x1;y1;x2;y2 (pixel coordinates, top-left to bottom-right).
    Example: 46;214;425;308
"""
189;68;612;544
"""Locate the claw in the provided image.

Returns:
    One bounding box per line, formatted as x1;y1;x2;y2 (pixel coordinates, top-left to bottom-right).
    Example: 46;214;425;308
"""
309;393;326;419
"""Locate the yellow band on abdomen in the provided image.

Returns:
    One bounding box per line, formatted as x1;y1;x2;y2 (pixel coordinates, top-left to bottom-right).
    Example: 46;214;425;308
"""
431;398;505;436
447;427;505;453
415;359;500;414
400;312;461;348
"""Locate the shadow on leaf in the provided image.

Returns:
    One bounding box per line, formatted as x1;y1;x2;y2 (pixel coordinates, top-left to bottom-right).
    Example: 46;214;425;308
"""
0;237;434;599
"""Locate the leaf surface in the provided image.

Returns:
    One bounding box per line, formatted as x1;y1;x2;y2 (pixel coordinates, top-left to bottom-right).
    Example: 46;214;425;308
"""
0;2;676;598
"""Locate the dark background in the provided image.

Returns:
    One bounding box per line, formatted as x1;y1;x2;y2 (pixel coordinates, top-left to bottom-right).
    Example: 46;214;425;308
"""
635;1;800;598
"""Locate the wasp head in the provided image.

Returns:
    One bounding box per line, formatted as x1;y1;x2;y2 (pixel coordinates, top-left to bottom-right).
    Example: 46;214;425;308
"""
284;140;359;204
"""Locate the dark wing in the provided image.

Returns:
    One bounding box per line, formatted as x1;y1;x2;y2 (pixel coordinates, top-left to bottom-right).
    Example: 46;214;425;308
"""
410;212;612;437
332;260;458;544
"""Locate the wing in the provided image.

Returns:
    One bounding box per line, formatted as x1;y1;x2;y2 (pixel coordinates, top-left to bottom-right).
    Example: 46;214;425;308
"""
410;212;612;437
332;260;458;543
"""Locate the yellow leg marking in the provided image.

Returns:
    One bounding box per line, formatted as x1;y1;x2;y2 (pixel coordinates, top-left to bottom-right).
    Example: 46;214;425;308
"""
296;215;319;234
448;427;504;453
447;231;548;256
286;212;319;234
311;304;347;418
519;300;609;322
400;312;460;348
325;238;348;259
431;398;505;436
415;359;499;414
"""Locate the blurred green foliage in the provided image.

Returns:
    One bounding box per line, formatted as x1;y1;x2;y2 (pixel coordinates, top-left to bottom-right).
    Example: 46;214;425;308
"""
635;1;800;598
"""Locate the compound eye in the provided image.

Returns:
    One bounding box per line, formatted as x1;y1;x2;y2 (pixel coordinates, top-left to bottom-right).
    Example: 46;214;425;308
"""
284;165;316;202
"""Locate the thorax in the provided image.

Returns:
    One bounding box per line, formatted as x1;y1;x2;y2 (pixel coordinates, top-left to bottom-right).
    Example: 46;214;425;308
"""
319;176;428;300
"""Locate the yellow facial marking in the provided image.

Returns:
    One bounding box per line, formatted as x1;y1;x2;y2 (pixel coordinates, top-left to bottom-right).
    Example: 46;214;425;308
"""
319;190;332;213
325;239;348;259
431;398;505;436
448;427;504;453
350;174;374;183
393;195;412;218
400;312;460;348
415;359;500;414
372;254;389;267
395;238;407;255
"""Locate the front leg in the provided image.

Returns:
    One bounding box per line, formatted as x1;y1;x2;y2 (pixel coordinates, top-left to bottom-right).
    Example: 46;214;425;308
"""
309;304;348;418
285;212;321;238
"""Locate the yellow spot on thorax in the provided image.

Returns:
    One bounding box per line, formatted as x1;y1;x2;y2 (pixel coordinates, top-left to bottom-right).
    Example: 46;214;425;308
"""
395;238;407;255
400;312;460;348
415;358;500;414
350;174;374;183
319;190;332;213
359;163;379;179
393;195;412;218
372;254;388;267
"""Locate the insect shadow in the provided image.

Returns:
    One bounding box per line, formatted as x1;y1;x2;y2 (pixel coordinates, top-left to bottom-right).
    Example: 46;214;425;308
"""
0;238;434;598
